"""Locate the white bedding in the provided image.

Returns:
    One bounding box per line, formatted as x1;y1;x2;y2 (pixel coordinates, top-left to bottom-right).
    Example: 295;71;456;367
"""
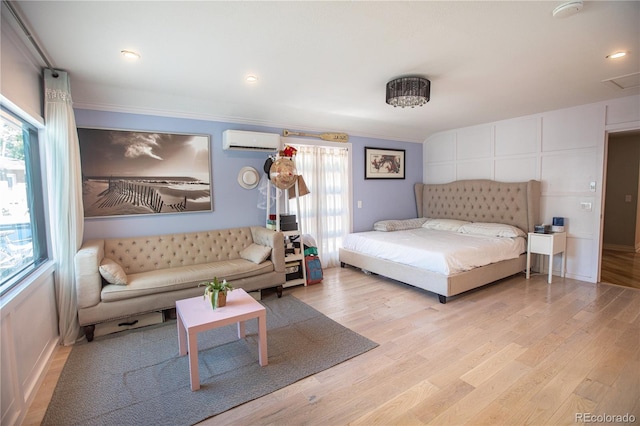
341;228;525;275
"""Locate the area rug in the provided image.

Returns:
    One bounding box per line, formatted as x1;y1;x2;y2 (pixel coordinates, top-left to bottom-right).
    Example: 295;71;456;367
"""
42;295;377;426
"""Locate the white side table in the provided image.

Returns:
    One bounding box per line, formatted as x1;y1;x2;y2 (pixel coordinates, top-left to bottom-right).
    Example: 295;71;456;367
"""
526;232;567;284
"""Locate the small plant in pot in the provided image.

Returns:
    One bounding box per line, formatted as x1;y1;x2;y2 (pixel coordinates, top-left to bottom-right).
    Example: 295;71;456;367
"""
199;277;234;309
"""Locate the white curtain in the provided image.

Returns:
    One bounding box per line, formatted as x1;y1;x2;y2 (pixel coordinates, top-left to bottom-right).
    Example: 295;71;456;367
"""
289;144;350;267
44;69;84;345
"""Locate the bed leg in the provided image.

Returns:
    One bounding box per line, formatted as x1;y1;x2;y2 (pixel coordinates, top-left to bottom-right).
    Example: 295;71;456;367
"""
438;295;447;304
340;262;346;268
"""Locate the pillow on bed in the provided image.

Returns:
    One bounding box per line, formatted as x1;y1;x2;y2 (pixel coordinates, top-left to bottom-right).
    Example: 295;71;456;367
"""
373;217;429;232
457;222;526;238
421;218;471;232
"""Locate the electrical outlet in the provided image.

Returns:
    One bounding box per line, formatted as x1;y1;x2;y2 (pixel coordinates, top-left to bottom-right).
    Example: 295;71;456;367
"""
580;202;592;211
357;200;362;209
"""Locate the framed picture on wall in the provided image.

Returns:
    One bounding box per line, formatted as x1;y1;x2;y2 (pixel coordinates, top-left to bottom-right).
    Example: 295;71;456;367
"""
77;127;212;218
364;147;405;179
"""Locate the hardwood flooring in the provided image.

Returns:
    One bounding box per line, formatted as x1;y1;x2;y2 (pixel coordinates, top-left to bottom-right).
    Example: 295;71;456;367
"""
601;249;640;289
22;345;72;425
26;267;640;425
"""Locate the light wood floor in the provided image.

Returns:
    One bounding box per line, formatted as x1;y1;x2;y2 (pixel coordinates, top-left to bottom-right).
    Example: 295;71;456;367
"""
25;267;640;425
601;249;640;290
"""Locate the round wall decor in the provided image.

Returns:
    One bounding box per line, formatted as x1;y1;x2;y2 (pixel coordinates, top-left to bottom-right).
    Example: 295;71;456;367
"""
238;166;260;189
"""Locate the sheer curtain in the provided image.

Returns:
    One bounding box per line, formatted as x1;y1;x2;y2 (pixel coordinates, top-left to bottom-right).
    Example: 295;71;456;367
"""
289;143;350;267
44;69;84;345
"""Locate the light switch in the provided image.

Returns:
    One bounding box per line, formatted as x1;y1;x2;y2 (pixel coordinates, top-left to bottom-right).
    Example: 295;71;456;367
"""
357;200;362;209
590;181;596;192
580;202;592;211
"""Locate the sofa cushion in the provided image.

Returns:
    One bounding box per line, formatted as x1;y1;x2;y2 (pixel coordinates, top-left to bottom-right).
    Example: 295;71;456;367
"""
99;258;128;285
240;243;272;264
101;259;273;302
103;228;255;275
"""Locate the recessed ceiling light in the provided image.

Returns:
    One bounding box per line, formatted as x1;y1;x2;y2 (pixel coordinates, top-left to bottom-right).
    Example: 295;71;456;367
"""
245;75;258;83
606;51;627;59
121;50;140;60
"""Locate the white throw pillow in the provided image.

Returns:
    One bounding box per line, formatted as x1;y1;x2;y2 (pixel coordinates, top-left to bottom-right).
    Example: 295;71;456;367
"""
373;217;429;232
422;218;471;232
99;258;128;285
240;243;272;264
457;222;526;238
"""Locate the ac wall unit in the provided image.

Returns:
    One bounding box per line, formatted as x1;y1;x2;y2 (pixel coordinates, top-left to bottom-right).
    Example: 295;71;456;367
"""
222;130;281;152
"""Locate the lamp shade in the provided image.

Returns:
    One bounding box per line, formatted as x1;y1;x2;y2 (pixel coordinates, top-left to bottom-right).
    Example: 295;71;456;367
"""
386;77;430;108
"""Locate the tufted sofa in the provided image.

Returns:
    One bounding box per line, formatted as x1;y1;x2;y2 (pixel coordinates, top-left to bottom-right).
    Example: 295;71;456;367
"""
75;226;284;341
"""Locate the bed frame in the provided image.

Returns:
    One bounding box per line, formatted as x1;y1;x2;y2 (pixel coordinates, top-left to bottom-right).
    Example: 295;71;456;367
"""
340;179;541;303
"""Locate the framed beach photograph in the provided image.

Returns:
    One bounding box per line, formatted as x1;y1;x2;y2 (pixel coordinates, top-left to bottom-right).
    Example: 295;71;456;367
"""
78;128;212;218
364;147;405;179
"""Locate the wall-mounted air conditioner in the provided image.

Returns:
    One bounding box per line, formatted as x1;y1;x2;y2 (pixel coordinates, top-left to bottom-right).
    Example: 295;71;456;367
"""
222;130;281;152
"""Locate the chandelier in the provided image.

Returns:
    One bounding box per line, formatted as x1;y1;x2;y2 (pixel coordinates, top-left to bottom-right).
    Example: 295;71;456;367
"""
386;77;431;108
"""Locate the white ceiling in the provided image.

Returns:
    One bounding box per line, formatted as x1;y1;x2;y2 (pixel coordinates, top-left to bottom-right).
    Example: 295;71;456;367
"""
9;1;640;142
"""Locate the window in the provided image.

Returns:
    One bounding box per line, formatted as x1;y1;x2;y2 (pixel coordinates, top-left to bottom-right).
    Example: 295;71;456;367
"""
0;107;48;295
287;142;351;267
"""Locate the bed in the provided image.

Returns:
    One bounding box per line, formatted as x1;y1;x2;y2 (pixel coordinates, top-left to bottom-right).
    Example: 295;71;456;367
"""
339;179;541;303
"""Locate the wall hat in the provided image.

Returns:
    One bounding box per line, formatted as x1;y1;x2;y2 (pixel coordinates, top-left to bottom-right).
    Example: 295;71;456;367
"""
386;77;430;108
269;157;298;190
238;166;260;189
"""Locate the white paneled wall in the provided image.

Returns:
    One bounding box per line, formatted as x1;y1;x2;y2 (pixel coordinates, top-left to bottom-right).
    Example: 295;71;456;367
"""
1;264;59;425
424;95;640;283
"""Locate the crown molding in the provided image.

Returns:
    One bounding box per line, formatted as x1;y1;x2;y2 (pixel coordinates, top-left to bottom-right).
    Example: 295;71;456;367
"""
72;101;426;144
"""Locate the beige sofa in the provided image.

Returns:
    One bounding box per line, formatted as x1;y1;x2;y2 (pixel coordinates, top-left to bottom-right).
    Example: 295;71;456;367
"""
75;226;285;341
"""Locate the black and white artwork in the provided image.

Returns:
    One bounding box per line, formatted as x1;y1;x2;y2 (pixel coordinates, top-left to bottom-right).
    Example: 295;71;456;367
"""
78;128;212;218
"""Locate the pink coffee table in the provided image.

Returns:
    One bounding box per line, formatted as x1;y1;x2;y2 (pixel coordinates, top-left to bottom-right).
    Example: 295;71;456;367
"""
176;289;268;391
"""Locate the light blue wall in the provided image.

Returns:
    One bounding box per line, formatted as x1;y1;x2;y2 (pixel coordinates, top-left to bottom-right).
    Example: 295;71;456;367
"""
350;138;424;232
75;109;422;240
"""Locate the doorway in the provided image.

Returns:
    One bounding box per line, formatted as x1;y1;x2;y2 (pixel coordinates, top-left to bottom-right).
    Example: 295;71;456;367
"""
600;130;640;289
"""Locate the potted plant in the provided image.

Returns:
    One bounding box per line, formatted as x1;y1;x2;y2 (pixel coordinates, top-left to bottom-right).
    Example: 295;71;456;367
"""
199;277;233;309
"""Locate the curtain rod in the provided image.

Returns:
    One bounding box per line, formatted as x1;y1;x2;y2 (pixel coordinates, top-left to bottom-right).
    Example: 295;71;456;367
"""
2;0;58;77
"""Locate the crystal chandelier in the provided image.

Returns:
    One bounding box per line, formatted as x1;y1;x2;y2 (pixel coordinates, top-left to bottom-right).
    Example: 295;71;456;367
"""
386;77;431;108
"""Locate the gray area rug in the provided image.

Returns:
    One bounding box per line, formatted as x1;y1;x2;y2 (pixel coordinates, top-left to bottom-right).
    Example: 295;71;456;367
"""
42;295;378;426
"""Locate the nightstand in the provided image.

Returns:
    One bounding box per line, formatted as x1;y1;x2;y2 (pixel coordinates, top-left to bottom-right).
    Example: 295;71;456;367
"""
526;232;566;284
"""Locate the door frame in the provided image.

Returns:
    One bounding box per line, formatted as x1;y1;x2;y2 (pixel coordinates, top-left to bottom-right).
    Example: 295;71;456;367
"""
598;126;640;282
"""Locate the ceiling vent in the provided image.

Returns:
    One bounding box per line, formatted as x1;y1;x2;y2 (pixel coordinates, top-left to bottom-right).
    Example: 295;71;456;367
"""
601;72;640;91
222;130;281;152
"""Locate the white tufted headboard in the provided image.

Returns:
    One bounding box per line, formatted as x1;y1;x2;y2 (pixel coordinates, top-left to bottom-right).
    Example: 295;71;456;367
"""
415;180;541;233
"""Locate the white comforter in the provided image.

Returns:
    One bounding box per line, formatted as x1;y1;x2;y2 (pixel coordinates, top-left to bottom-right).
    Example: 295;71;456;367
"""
341;228;525;275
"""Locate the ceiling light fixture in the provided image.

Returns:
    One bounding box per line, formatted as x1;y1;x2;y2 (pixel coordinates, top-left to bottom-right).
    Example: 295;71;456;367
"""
552;0;583;18
120;50;140;60
245;75;258;83
386;77;430;108
606;51;627;59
